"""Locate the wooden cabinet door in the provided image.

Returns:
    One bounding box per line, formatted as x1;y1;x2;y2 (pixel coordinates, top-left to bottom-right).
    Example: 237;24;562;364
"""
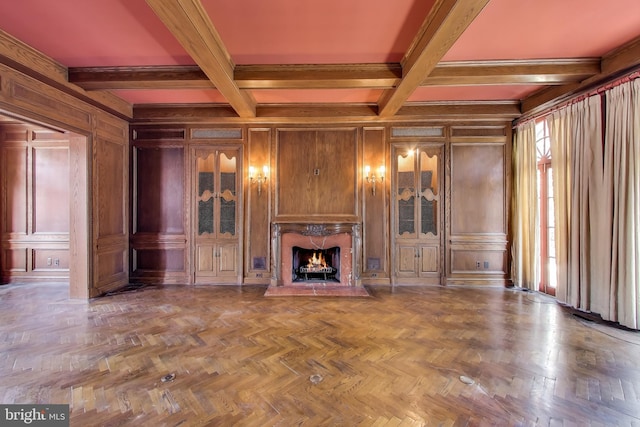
419;245;439;274
392;144;444;284
396;244;418;278
217;243;239;277
193;147;241;283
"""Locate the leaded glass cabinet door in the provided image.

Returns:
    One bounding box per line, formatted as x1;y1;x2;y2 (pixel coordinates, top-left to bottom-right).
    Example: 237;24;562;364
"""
392;144;443;284
194;147;241;283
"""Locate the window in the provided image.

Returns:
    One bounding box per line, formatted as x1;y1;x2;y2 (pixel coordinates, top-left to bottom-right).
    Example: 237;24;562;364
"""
536;121;556;295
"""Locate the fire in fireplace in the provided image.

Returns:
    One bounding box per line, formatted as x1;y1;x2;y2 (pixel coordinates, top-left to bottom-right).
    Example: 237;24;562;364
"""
292;246;340;283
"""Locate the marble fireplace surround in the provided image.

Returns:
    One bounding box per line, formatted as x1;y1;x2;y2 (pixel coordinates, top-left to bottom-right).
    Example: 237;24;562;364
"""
266;221;368;296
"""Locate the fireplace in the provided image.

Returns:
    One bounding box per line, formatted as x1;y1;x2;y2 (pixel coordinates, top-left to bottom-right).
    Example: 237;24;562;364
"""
292;246;340;283
270;222;362;288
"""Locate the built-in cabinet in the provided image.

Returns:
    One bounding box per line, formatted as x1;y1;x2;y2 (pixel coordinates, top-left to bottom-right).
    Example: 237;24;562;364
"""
129;123;511;288
193;147;242;283
391;144;444;284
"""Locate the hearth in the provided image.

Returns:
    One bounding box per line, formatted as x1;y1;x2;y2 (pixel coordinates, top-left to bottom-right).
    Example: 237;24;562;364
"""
269;222;362;288
292;246;340;283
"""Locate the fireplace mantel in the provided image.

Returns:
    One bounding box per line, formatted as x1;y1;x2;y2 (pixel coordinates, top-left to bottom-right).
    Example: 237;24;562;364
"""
271;221;362;287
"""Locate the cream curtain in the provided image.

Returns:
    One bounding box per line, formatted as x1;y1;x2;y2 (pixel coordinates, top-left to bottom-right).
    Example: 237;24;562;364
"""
604;79;640;329
547;96;602;311
511;121;538;289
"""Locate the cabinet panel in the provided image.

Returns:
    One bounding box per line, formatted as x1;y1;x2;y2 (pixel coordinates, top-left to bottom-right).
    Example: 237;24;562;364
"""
276;129;357;217
193;147;241;283
218;244;238;275
397;245;417;275
277;130;315;215
420;246;439;273
316;130;357;215
197;245;215;273
194;244;238;279
392;143;444;284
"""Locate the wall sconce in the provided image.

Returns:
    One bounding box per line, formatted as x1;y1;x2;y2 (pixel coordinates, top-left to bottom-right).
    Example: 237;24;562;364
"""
249;165;269;196
365;165;385;196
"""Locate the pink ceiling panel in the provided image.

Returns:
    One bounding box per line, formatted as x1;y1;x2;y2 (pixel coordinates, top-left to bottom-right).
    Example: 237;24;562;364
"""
408;85;542;102
202;0;436;64
444;0;640;61
111;89;226;105
0;0;193;67
252;89;382;104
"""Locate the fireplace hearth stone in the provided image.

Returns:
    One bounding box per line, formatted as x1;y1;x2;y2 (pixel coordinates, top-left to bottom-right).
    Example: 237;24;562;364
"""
264;221;368;297
264;283;370;297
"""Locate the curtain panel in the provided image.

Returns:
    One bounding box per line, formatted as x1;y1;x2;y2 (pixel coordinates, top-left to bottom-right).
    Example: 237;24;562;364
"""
546;96;603;313
605;79;640;329
543;78;639;330
511;121;538;289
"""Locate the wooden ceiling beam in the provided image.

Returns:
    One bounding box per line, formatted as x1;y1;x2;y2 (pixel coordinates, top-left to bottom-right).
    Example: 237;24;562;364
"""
132;101;518;124
68;66;213;90
68;59;601;93
424;59;600;86
377;0;490;117
234;64;402;89
68;64;403;90
145;0;256;117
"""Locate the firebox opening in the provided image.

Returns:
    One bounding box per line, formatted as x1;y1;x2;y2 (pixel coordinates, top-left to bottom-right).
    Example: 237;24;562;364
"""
292;246;340;283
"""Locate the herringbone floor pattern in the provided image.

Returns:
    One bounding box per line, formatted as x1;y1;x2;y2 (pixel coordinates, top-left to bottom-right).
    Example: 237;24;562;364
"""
0;283;639;426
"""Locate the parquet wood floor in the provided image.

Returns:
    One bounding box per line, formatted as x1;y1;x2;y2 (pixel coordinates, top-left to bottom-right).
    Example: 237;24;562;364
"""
0;283;639;426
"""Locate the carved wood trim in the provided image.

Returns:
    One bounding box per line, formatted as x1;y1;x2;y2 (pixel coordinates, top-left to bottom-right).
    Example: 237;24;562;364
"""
0;31;132;119
521;35;640;117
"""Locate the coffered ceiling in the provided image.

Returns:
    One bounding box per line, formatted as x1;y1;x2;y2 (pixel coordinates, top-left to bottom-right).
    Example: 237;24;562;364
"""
0;0;639;120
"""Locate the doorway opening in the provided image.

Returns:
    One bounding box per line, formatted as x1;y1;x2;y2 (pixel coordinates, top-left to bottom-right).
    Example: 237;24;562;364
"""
0;113;90;298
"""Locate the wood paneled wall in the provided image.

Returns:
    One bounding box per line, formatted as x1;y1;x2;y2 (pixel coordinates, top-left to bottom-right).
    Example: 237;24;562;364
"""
0;33;512;291
130;122;511;287
0;124;70;282
94;115;129;293
245;128;271;283
446;126;512;285
362;127;388;283
0;63;129;297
